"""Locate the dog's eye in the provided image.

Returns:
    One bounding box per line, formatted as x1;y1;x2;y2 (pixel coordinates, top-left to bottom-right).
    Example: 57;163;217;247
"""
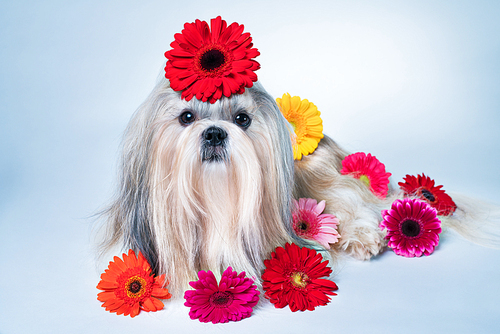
234;113;251;128
179;110;196;125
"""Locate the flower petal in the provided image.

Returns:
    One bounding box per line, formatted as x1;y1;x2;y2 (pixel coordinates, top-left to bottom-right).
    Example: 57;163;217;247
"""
164;17;260;103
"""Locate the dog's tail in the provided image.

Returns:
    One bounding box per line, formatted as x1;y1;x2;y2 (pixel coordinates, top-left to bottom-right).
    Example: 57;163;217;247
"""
439;193;500;249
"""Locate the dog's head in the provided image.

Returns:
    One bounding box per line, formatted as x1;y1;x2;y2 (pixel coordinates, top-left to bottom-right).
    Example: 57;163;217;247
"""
101;79;300;293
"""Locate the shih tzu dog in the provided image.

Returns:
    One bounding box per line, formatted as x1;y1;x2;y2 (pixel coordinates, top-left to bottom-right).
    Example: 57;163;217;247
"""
101;79;299;293
97;17;499;295
97;77;391;294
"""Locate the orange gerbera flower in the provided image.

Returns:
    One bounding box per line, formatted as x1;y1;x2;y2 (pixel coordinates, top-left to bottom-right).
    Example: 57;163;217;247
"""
97;249;171;317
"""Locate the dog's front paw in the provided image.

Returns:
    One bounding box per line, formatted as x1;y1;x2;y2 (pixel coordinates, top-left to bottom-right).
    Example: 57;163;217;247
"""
336;225;387;260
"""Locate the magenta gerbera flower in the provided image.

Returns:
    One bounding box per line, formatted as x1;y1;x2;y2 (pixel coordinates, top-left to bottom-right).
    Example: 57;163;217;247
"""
340;152;391;199
184;267;260;324
380;198;442;257
292;198;340;249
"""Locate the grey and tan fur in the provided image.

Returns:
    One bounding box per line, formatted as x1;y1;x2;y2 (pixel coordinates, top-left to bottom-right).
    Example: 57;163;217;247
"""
100;79;302;294
98;77;500;296
293;136;396;260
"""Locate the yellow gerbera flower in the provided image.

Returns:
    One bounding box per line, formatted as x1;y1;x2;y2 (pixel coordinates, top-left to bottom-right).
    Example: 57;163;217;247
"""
276;93;324;160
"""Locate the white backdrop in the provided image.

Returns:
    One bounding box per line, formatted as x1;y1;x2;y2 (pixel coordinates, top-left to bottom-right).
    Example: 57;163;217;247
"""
1;1;499;333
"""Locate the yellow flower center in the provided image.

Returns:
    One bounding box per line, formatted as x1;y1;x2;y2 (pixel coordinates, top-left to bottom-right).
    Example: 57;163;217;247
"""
359;175;371;187
125;275;147;299
287;115;307;145
290;271;309;289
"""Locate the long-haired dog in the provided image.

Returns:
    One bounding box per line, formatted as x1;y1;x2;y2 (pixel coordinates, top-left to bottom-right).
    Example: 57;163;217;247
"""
97;20;500;296
97;76;500;295
97;76;389;293
100;79;295;294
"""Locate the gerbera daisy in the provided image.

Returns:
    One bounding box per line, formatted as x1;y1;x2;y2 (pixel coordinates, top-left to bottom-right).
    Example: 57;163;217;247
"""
292;198;340;249
164;16;260;103
262;243;338;312
96;249;171;317
276;93;324;160
398;173;457;216
340;152;391;199
184;267;260;323
380;198;442;257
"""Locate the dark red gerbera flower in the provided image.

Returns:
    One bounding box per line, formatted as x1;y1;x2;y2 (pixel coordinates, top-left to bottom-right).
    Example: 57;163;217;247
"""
398;174;457;216
262;243;338;312
164;16;260;103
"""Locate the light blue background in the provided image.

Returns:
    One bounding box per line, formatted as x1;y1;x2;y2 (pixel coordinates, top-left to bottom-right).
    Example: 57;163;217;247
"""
1;1;499;333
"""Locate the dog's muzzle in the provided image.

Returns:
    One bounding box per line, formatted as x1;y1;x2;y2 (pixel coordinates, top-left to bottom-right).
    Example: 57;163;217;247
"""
201;126;228;162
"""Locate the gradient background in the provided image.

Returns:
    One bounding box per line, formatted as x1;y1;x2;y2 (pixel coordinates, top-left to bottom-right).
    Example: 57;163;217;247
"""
1;1;499;333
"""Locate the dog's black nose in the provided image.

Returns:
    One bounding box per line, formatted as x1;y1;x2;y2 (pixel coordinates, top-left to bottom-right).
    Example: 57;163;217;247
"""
203;126;227;146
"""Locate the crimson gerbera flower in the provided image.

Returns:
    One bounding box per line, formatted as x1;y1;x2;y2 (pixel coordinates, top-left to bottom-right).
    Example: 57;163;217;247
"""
96;249;171;317
292;198;340;249
340;152;392;199
262;243;338;312
398;173;457;216
380;198;442;257
184;267;260;323
164;16;260;104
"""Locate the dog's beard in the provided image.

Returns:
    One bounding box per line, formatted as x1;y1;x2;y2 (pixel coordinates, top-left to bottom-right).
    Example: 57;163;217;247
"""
201;143;228;162
198;157;255;270
148;117;278;293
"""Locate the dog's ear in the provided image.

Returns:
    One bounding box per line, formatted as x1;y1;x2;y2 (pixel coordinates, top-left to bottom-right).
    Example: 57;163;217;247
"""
247;84;325;251
248;87;294;223
113;142;159;273
97;80;176;274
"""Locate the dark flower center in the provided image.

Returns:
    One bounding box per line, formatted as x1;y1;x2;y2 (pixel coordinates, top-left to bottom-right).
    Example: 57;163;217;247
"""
421;189;436;202
209;291;234;308
200;49;226;71
401;219;421;237
298;221;309;231
129;281;142;294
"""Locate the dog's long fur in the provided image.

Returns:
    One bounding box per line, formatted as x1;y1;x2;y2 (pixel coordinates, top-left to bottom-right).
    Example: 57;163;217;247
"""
293;136;396;260
99;78;306;294
98;76;500;295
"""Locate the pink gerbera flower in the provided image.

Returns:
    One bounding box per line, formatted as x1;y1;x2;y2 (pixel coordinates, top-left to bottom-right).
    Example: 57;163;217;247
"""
380;198;442;257
340;152;392;199
292;198;340;249
184;267;260;323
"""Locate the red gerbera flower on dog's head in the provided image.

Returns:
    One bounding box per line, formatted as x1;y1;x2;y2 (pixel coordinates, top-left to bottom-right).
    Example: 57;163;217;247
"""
164;16;260;103
398;173;457;216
